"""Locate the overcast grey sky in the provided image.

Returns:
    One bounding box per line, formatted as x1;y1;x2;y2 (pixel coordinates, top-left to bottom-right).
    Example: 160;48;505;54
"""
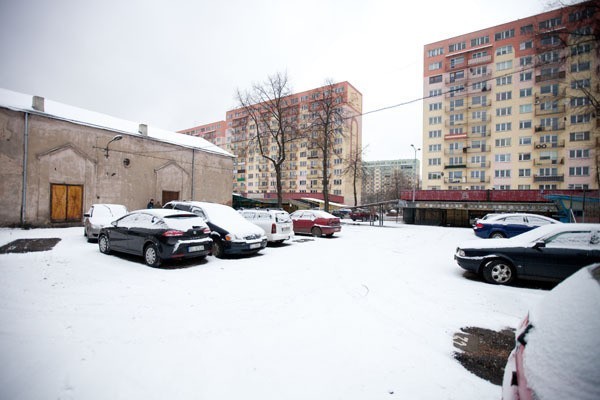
0;0;549;160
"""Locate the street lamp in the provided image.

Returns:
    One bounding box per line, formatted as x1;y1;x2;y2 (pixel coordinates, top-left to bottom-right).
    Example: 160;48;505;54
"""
104;135;123;158
410;144;420;202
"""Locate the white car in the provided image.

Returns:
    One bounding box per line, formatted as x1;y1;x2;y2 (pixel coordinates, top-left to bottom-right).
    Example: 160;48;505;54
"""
239;208;293;243
163;201;267;258
84;204;128;242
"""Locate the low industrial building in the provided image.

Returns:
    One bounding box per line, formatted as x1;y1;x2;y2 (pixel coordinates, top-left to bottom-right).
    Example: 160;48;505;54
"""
0;88;234;227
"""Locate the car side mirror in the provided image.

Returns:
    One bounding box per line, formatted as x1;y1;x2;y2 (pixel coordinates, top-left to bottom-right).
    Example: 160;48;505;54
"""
111;221;118;227
533;241;546;249
84;213;91;218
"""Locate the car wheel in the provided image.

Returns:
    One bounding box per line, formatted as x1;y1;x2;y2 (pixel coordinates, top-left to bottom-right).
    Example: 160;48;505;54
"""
482;260;515;285
98;234;111;254
144;243;162;267
311;227;322;237
490;231;506;239
212;240;225;258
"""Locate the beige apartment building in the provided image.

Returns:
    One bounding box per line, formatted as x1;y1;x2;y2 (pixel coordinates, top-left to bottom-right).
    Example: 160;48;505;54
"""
180;81;363;206
362;159;419;203
422;2;598;191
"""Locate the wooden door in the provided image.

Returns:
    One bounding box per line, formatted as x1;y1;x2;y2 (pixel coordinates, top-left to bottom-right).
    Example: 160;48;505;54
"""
51;184;83;222
162;190;179;205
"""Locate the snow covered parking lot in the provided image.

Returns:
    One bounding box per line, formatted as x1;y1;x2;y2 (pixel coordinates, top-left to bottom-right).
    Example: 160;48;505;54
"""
0;223;546;400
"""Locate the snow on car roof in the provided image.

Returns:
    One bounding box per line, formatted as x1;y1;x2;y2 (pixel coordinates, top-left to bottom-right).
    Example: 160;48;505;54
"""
524;264;600;400
126;209;208;230
0;87;233;157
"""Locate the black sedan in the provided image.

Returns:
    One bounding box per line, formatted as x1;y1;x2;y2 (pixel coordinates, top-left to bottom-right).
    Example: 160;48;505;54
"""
455;223;600;285
98;209;213;267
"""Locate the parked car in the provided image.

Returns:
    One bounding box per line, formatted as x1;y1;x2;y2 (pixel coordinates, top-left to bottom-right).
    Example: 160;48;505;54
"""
290;210;341;237
501;264;600;400
97;209;212;267
455;223;600;285
163;201;267;258
349;208;378;221
84;204;128;242
473;213;560;239
239;208;293;243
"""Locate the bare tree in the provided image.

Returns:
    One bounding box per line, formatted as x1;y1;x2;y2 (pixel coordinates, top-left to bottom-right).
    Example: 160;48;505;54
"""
236;72;302;208
344;146;367;207
308;80;346;211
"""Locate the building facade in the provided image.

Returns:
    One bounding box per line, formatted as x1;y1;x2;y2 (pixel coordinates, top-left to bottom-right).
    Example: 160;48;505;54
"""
181;81;363;206
422;2;599;191
0;89;234;227
362;159;420;203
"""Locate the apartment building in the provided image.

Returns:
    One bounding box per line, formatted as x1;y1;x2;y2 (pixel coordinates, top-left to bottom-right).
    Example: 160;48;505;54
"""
422;1;598;191
181;81;363;205
362;159;419;203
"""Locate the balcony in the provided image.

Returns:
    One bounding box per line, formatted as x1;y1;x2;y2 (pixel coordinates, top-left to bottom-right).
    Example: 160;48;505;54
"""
534;123;565;132
444;163;467;169
535;70;566;83
467;55;492;66
534;157;564;165
533;174;564;182
468;100;492;109
467;161;491;168
534;105;566;116
534;140;565;149
464;145;491;153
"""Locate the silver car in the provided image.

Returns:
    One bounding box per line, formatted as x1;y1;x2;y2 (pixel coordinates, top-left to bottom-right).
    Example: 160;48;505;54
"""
84;204;128;242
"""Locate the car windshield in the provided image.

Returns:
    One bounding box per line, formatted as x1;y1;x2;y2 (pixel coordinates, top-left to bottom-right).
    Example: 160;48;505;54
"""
162;214;207;230
275;212;291;223
94;205;127;218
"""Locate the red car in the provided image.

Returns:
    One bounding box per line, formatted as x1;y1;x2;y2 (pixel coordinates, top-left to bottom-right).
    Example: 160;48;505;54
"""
290;210;341;237
501;264;600;400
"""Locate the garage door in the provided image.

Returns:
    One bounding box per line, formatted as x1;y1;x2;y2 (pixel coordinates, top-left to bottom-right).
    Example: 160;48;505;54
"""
51;184;83;222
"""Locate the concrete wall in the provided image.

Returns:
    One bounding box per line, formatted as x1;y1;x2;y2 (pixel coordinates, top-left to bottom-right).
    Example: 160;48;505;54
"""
0;108;234;226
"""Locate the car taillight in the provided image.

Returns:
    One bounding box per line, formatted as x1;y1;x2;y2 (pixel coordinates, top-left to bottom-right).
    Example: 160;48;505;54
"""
475;223;484;229
162;230;184;237
271;223;276;234
203;227;211;234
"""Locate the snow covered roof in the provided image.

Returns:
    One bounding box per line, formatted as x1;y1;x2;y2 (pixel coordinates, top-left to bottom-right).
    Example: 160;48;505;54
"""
0;88;233;158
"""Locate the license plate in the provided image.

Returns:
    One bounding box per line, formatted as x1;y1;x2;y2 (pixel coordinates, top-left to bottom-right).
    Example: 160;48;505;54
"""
282;227;290;232
249;243;261;249
188;245;204;252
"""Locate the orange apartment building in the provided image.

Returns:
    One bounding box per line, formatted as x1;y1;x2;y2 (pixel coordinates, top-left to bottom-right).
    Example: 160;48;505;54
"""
422;1;599;191
180;81;363;205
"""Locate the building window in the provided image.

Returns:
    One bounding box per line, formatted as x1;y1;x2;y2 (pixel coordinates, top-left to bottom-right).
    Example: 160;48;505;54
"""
429;75;443;84
570;149;590;158
429;116;442;125
496;91;512;101
495;170;511;178
520;88;533;98
496;107;512;117
520;104;532;114
429;130;442;138
429;62;442;71
519;136;532;145
570;131;590;141
471;36;489;46
495;138;511;147
496;76;512;86
495;29;515;41
520;120;532;129
496;45;513;55
495;154;511;162
449;41;466;52
571;114;591;124
569;166;589;176
520;40;533;50
519;153;531;161
520;71;533;81
496;60;513;71
496;122;512;132
427;47;444;57
519;169;531;177
428;158;441;166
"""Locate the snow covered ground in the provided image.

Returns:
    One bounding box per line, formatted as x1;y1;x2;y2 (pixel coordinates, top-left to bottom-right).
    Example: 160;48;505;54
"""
0;222;547;400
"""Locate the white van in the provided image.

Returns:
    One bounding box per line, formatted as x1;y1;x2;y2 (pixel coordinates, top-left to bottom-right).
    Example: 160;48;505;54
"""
239;209;293;243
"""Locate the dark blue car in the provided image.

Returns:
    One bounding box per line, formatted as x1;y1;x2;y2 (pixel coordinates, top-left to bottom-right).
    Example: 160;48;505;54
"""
473;213;560;239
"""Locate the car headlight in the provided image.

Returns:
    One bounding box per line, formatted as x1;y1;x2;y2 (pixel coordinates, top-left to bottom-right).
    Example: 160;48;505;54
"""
457;248;465;257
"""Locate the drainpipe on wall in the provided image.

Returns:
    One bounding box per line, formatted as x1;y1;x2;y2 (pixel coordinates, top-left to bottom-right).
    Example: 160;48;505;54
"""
191;148;195;199
21;112;29;225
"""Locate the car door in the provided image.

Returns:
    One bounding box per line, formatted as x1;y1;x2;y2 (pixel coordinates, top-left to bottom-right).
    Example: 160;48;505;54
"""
535;230;596;280
125;213;155;255
110;214;138;251
502;215;529;236
293;211;313;233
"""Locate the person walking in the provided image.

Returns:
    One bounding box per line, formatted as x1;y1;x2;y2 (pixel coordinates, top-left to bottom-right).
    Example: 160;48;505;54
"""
147;198;155;208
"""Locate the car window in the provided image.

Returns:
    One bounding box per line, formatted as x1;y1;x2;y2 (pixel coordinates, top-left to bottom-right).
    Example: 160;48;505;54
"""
275;212;291;223
190;207;207;220
545;231;592;248
257;212;270;221
527;216;554;226
117;214;140;228
503;216;525;224
241;211;255;219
